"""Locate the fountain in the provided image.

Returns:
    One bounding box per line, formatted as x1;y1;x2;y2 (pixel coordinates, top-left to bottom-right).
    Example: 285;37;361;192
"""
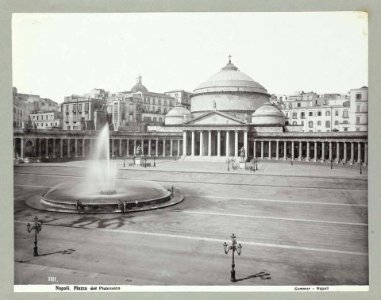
26;125;184;213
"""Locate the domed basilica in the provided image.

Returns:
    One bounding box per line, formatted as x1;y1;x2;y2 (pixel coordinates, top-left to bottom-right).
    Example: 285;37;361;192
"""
158;57;292;159
165;57;285;128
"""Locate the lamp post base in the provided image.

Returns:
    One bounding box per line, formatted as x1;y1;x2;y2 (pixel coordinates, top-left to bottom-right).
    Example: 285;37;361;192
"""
230;270;236;282
33;246;38;256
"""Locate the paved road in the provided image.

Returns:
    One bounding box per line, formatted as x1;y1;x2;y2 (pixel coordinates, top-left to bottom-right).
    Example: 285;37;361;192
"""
14;162;368;286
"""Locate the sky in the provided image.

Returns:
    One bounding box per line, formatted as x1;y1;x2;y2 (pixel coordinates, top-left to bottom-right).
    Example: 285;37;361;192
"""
12;12;368;103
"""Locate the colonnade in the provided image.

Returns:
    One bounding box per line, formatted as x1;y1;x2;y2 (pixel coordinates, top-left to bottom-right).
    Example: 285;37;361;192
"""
13;137;183;159
183;130;248;157
253;140;368;165
12;132;368;165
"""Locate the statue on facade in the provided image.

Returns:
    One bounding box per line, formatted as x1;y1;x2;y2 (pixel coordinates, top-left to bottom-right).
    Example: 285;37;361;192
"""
239;146;245;162
136;144;142;156
213;100;217;110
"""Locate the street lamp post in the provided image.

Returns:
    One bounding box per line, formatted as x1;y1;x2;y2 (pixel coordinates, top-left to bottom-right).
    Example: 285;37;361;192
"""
223;233;242;282
330;159;333;170
154;156;156;167
359;160;362;175
26;216;42;256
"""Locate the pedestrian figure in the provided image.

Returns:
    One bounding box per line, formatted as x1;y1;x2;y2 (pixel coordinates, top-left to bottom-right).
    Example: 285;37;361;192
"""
76;200;83;211
118;199;125;213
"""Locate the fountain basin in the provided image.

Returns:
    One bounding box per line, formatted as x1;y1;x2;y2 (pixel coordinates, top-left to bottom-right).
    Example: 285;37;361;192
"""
25;180;184;214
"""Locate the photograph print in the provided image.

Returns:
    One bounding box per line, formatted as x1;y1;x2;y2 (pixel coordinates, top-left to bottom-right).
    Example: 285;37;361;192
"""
12;12;368;291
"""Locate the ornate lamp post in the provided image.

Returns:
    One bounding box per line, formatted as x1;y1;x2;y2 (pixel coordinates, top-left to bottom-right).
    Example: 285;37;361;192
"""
330;158;333;169
359;160;362;175
26;216;42;256
223;233;242;282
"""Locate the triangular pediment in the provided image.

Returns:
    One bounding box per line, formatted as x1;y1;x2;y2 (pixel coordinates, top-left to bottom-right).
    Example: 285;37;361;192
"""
186;111;246;125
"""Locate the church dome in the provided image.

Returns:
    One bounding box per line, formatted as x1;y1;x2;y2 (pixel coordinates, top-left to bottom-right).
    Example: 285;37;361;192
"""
165;105;192;125
251;102;285;126
131;75;148;93
190;57;270;119
193;59;269;95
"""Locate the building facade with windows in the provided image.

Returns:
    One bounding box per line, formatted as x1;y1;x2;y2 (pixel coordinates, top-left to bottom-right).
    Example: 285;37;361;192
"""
349;86;368;132
13;87;59;128
61;95;107;131
165;90;192;109
30;111;61;129
109;76;177;131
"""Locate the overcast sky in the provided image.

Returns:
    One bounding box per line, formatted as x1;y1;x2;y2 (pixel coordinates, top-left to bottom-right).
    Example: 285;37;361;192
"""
12;12;367;103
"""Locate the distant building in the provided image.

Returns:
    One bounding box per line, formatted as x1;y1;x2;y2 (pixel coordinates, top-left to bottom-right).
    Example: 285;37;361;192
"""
109;75;176;131
349;86;368;132
165;90;192;109
30;111;61;129
62;95;107;130
280;91;352;132
13;87;59;128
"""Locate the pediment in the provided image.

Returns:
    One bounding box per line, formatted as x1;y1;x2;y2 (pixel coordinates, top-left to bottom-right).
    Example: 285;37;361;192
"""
187;111;245;125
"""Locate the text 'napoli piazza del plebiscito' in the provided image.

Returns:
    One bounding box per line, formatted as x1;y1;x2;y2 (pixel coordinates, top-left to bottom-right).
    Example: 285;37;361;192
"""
13;57;368;165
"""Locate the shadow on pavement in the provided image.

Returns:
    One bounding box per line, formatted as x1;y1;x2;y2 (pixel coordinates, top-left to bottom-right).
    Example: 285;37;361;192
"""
236;271;271;282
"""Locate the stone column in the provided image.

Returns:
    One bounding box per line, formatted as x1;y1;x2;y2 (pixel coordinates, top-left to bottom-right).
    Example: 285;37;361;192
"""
226;131;230;157
183;132;187;156
268;141;272;159
141;139;144;155
357;142;362;163
127;139;130;156
53;139;56;158
170;139;173;157
191;131;195;156
46;138;49;158
343;142;347;163
148;139;152;156
75;138;78;158
38;139;42;157
82;139;86;157
199;131;204;156
336;141;340;163
60;138;63;158
314;141;317;162
276;140;279;160
217;131;221;157
156;139;159;156
208;130;212;156
283;141;287;160
253;141;257;159
177;139;180;157
234;131;238;157
119;139;122;156
89;139;93;156
350;142;354;164
133;139;137;155
67;139;71;158
329;141;332;161
163;139;166;157
244;131;248;158
291;141;294;159
298;141;302;161
261;141;264;159
20;138;24;158
364;143;368;165
321;142;325;162
306;142;310;162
